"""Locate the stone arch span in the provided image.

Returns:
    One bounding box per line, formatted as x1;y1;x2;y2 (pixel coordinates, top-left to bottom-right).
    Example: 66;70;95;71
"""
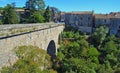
47;40;56;58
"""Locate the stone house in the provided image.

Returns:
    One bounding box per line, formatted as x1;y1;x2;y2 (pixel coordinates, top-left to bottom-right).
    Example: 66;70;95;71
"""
60;12;65;22
63;11;120;35
65;11;94;33
94;14;110;27
109;12;120;35
94;12;120;35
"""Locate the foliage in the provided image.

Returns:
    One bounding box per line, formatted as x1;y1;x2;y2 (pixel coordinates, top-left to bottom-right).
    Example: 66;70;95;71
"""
62;31;80;39
52;31;101;73
0;7;4;10
2;4;19;24
88;47;100;64
100;38;120;69
53;30;120;73
43;6;51;22
25;0;45;15
88;47;100;57
97;64;114;73
29;12;44;23
0;20;3;25
62;31;74;38
89;26;109;48
1;46;57;73
0;0;62;24
103;41;117;54
19;0;46;23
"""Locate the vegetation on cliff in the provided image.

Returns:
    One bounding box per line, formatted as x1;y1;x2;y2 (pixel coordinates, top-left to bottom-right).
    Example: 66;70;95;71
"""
52;26;120;73
1;46;57;73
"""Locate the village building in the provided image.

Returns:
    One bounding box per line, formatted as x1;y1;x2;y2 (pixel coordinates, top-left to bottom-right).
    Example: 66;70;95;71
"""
65;11;94;33
62;11;120;36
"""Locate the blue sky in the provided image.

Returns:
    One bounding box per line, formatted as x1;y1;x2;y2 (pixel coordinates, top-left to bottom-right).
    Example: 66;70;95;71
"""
0;0;120;13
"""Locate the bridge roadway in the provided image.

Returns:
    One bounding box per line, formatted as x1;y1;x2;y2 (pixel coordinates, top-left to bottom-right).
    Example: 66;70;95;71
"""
0;23;64;38
0;23;59;30
0;23;64;69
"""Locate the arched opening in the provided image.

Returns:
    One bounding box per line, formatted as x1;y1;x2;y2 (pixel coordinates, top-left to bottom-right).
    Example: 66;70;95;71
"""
47;40;56;58
58;34;62;45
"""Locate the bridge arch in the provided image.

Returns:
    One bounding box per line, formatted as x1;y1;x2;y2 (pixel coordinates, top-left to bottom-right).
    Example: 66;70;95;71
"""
47;40;56;58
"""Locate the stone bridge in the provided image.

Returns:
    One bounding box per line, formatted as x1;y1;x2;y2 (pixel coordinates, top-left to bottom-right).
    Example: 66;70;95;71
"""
0;23;64;69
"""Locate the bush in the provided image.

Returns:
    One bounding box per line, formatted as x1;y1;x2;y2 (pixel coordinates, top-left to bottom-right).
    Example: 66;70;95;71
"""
1;46;55;73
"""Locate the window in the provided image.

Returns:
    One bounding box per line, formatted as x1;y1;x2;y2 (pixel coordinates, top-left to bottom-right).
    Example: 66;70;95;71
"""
78;22;82;26
80;22;83;26
80;17;83;20
104;19;107;22
88;23;90;26
88;17;90;20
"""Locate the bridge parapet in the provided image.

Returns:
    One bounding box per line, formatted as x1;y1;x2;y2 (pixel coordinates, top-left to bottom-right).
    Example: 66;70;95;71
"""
0;23;64;38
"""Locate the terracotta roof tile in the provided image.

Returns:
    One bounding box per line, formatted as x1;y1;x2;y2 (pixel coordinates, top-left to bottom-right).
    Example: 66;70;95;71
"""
94;14;109;19
66;11;93;14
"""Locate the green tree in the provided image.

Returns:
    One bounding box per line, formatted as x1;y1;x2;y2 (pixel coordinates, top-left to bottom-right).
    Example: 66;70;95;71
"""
25;0;45;15
103;41;117;54
97;64;113;73
101;40;118;67
55;29;120;73
88;47;100;64
89;26;109;48
43;6;51;22
0;7;3;10
2;4;19;24
62;31;74;38
29;12;44;23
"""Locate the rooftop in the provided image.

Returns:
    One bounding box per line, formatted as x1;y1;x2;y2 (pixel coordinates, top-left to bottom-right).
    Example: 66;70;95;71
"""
66;11;93;14
95;12;120;19
94;14;109;19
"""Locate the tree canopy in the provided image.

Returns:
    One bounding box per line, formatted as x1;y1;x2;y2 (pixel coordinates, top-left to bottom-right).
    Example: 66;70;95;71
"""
29;12;44;23
43;6;51;22
2;4;19;24
25;0;45;14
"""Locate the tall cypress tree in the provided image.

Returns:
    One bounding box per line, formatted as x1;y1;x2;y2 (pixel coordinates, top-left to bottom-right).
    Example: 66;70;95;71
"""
43;6;51;22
